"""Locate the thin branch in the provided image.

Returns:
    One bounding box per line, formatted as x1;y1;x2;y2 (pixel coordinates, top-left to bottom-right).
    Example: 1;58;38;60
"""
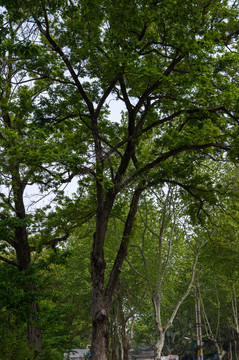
159;204;176;287
125;256;147;280
95;75;120;117
165;240;208;331
32;13;94;114
43;232;70;247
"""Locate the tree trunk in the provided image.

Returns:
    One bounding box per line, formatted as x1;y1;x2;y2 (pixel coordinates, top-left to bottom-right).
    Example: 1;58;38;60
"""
109;306;121;360
91;253;109;360
234;338;239;360
14;186;42;354
91;189;142;360
155;330;165;359
215;343;226;360
217;353;226;360
121;319;130;360
153;294;166;359
28;303;42;354
90;190;114;360
16;238;43;354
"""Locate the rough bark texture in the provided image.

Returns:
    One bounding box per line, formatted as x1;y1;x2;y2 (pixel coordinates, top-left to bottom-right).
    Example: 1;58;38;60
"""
121;319;130;360
91;191;114;360
13;181;43;354
28;303;43;354
91;254;109;360
109;307;121;360
91;189;142;360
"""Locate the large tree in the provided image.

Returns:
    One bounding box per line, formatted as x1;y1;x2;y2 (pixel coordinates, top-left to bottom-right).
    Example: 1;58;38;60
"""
0;10;92;356
1;1;239;359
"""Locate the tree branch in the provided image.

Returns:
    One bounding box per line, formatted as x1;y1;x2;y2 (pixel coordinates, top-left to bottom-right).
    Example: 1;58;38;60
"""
105;187;144;306
119;76;133;112
95;75;120;117
120;142;230;190
165;240;208;331
32;13;94;114
0;255;18;267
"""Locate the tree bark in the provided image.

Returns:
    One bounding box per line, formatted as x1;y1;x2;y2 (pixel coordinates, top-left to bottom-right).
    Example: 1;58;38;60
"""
155;331;166;360
91;188;142;360
13;179;43;354
91;191;115;360
109;303;121;360
153;293;166;359
91;255;109;360
28;303;42;354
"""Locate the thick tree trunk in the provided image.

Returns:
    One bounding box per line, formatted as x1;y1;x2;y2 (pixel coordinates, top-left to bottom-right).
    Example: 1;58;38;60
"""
91;300;109;360
91;189;114;360
91;189;142;360
14;186;42;354
91;253;109;360
16;236;43;354
28;303;42;354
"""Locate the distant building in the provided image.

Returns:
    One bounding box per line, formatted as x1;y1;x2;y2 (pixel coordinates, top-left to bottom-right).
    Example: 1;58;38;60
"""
131;345;179;360
64;347;90;360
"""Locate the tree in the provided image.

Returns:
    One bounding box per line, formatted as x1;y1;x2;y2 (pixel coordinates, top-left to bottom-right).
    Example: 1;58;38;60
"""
196;193;239;360
0;10;93;356
1;1;239;359
129;187;208;358
0;20;45;353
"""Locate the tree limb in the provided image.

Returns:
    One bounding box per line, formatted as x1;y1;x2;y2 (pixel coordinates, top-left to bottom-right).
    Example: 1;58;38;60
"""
105;187;144;306
0;255;18;267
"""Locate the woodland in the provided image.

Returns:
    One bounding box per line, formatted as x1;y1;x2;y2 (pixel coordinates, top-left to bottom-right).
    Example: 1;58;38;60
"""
0;0;239;359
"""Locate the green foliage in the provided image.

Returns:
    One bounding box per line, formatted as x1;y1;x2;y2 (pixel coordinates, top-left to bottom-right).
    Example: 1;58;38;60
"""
0;0;238;358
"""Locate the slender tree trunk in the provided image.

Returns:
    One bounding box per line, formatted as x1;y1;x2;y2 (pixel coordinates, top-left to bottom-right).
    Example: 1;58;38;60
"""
117;285;131;360
121;320;130;360
109;304;121;360
153;294;165;359
216;347;226;360
233;335;239;360
155;329;165;359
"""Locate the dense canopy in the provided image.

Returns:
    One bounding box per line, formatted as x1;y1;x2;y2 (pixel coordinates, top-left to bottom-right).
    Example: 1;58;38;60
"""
0;0;238;359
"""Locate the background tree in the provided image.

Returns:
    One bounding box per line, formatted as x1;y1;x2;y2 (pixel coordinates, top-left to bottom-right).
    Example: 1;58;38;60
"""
128;187;209;358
